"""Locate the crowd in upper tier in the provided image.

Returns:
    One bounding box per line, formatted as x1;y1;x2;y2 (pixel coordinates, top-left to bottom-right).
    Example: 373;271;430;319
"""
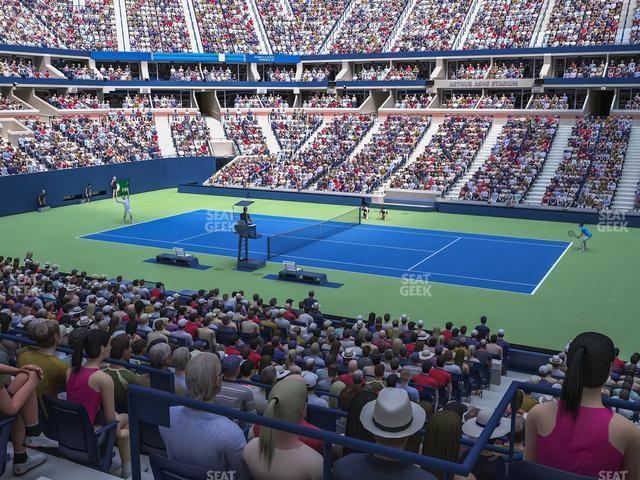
0;0;637;53
169;113;212;157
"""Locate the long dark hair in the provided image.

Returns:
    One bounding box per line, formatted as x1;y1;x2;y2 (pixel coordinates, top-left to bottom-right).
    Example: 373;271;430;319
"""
561;332;614;418
344;390;376;455
72;329;109;372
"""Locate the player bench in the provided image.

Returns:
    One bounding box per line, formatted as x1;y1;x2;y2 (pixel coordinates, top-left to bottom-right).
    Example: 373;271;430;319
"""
278;261;327;285
156;248;199;268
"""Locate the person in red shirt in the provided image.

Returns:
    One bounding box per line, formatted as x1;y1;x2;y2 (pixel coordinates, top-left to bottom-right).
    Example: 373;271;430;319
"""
412;359;439;393
442;322;454;342
429;355;453;398
183;316;202;339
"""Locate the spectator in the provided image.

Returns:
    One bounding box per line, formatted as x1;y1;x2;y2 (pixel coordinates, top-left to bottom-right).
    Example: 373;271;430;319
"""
171;346;191;396
525;332;640;477
423;410;475;480
101;333;148;412
243;375;323;479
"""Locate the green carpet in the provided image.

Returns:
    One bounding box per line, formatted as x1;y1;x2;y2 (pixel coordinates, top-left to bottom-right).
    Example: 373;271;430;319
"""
1;189;637;356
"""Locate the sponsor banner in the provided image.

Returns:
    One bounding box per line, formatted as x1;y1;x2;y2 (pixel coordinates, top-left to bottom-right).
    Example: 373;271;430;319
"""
434;78;535;89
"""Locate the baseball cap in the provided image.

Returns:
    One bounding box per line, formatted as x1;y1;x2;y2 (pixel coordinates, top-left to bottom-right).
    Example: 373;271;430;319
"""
178;319;188;328
221;355;241;372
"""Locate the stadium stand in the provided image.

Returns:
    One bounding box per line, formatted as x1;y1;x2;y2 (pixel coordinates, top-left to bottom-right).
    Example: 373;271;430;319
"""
269;110;323;152
125;0;190;52
222;111;270;156
192;0;261;54
544;0;623;47
390;116;493;192
169;114;212;157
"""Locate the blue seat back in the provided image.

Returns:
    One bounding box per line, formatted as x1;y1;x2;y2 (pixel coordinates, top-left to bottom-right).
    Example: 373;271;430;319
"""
42;395;117;472
0;416;14;476
306;404;346;432
140;421;167;456
149;454;210;480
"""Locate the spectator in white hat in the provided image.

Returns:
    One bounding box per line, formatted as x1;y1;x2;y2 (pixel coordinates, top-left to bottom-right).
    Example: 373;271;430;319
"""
171;318;193;347
333;388;434;479
303;371;328;408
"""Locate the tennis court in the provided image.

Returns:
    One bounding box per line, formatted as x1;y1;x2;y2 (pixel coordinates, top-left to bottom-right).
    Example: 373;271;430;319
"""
81;208;572;295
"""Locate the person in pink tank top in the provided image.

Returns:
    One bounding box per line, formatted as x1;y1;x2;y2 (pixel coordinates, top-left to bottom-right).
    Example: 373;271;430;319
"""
525;332;640;479
66;330;132;478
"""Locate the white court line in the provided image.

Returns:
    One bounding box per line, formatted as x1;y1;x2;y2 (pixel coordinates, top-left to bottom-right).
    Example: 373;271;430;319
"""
77;209;202;239
408;237;462;271
85;233;536;293
530;242;572;296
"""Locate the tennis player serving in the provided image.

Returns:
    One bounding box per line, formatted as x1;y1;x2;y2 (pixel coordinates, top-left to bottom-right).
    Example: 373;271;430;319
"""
115;194;134;224
568;223;592;251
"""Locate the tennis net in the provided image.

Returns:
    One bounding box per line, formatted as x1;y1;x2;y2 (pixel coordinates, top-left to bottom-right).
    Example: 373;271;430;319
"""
267;207;361;259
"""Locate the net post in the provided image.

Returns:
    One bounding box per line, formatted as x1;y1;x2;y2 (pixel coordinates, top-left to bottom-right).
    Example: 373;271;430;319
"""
267;237;271;260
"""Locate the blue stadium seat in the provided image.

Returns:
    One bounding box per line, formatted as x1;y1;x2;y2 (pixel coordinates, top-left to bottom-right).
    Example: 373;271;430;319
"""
0;416;14;476
149;454;210;480
42;395;118;472
306;404;346;432
140;421;167;456
450;373;463;402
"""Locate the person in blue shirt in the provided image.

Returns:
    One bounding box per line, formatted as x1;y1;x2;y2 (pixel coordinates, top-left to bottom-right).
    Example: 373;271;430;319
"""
578;223;592;251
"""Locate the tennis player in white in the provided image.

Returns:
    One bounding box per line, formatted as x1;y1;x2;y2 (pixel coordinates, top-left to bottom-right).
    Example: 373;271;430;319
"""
116;194;134;224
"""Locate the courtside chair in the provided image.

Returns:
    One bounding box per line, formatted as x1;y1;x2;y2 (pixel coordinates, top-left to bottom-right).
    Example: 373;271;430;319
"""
0;416;14;476
150;454;210;480
42;395;118;473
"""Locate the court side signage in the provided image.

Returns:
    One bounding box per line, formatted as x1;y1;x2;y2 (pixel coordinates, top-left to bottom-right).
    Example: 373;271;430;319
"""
434;79;535;89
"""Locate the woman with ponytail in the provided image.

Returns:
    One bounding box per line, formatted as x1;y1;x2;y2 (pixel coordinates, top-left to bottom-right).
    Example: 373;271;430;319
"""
66;329;131;478
243;375;323;480
525;332;640;479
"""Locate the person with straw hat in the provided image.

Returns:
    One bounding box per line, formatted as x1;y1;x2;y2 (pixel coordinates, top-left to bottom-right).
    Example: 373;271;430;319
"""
333;387;436;479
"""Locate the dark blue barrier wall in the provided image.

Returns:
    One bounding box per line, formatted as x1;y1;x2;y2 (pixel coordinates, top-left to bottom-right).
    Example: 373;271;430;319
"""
437;200;640;227
178;184;364;206
0;156;216;217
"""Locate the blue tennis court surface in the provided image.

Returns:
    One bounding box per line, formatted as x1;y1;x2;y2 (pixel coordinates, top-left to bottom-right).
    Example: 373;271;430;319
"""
81;209;571;295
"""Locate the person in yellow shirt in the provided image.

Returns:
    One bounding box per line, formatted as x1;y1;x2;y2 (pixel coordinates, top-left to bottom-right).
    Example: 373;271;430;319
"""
17;321;68;401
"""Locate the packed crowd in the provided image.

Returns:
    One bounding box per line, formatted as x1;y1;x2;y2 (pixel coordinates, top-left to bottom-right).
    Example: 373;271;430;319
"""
544;0;623;46
121;95;151;109
223;111;270;156
152;95;182;109
315;115;431;193
214;114;374;188
449;63;490;80
560;59;606;78
234;95;263;109
125;0;190;52
463;0;544;49
18;112;160;171
632;6;640;44
529;94;570;110
300;66;333;82
203;66;236;82
385;64;424;81
0;0;62;48
266;68;296;82
542;116;631;208
45;93;110;110
353;65;391;81
442;94;482;109
168;65;202;81
54;62;97;80
0;140;37;175
0;254;637;478
97;64;134;81
302;94;359;108
193;0;261;54
477;94;517;109
21;0;116;51
606;58;640;78
394;93;434;109
625;93;640;110
259;94;289;108
0;94;24;110
635;183;640;210
458;116;558;203
269;110;323;152
390;116;492;192
391;0;472;52
255;0;349;55
487;62;527;79
572;116;632;209
1;57;45;79
169;113;212;157
328;0;409;54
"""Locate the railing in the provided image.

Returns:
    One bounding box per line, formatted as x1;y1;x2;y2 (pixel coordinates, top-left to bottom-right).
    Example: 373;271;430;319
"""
317;0;357;55
382;0;418;52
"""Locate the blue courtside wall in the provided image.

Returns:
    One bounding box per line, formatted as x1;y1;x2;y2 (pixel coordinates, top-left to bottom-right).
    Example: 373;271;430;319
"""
178;184;364;206
0;156;216;217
